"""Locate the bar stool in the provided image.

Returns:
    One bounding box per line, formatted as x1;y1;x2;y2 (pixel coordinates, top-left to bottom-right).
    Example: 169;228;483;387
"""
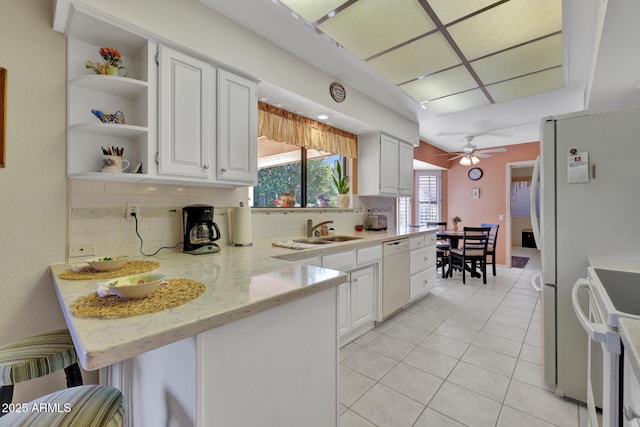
0;384;124;426
0;329;83;417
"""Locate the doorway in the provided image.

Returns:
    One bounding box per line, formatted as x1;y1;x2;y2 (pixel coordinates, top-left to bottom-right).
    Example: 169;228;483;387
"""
505;160;535;268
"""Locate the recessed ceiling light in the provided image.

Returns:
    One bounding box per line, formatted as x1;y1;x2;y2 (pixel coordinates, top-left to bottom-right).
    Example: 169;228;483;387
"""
315;113;332;120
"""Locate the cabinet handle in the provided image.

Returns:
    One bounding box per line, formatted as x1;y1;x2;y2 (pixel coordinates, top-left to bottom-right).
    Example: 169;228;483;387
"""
423;279;428;284
220;168;227;173
624;405;640;421
423;257;428;262
202;164;210;169
352;278;358;283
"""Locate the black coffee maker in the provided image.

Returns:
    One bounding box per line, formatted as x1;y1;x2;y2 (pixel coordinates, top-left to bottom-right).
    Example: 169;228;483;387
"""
183;204;221;255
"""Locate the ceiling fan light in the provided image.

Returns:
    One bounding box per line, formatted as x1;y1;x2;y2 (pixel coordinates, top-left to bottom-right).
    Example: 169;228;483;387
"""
471;155;480;164
459;156;472;166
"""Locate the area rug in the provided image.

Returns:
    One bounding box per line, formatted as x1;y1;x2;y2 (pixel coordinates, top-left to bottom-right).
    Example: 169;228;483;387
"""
512;256;529;268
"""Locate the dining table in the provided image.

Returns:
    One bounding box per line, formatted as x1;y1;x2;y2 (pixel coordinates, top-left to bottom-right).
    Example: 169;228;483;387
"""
436;229;465;249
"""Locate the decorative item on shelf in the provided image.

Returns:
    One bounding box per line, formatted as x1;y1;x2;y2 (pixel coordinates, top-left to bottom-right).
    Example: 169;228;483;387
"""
85;47;127;77
451;216;462;232
316;194;329;207
279;191;296;208
332;159;350;208
91;109;125;124
355;224;364;232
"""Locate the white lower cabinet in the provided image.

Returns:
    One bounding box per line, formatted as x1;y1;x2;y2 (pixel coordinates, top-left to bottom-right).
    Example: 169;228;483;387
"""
409;233;437;302
344;266;375;335
321;246;380;346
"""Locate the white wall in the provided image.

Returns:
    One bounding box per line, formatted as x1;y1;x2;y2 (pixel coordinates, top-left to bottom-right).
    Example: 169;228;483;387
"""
0;0;75;403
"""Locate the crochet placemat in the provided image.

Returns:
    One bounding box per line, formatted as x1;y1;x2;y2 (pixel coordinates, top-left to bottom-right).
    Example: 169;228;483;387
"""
69;278;206;318
58;261;161;280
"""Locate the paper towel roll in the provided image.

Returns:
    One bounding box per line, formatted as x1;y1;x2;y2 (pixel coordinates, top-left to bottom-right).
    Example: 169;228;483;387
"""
228;206;253;246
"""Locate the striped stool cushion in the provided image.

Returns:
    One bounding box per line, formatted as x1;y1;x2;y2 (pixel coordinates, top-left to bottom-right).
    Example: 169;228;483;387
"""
0;385;124;427
0;329;78;386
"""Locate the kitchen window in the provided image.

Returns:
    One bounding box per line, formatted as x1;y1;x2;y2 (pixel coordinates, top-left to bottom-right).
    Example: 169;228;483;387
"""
253;102;357;208
252;138;346;208
396;171;441;227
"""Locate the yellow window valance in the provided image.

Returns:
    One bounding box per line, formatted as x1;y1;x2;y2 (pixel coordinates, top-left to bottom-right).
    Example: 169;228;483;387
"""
258;102;357;158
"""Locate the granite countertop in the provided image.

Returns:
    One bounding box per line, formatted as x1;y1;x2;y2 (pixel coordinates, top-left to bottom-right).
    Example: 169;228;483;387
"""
51;227;437;370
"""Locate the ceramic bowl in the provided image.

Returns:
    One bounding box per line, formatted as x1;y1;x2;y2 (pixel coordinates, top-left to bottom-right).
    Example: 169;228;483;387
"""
87;256;129;271
106;273;166;300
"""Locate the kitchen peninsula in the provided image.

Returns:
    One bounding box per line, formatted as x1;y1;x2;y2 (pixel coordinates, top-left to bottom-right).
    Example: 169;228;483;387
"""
50;228;435;426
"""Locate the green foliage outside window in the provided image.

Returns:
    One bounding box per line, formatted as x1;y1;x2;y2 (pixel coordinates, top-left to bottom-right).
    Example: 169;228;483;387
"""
253;156;340;207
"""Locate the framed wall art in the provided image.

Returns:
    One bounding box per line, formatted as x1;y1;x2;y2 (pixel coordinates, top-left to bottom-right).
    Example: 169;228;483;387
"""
0;67;5;168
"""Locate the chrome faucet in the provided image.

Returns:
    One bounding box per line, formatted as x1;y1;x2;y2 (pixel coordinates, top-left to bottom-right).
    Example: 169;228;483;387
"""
307;219;334;237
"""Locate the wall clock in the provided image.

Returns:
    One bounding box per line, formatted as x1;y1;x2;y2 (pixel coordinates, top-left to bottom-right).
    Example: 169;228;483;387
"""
329;82;346;103
468;167;483;181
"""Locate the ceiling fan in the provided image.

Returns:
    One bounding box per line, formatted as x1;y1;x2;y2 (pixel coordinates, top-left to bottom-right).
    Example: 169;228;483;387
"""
443;136;507;165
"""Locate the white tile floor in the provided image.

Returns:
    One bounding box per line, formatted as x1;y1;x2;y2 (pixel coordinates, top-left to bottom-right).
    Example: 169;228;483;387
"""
339;247;589;427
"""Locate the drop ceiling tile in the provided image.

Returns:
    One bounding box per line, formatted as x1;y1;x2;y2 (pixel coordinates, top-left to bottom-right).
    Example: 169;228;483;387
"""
367;32;461;84
317;0;436;59
400;66;478;102
472;33;563;84
279;0;347;23
448;0;561;60
424;89;491;115
486;67;564;102
428;0;500;25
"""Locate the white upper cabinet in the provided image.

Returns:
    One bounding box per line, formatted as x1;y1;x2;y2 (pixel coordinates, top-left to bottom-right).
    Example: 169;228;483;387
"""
58;4;259;187
217;69;258;185
358;132;414;197
158;45;213;179
379;134;399;195
398;140;414;196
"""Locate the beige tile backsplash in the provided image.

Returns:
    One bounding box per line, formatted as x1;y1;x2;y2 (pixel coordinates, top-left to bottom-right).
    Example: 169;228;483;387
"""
69;180;390;259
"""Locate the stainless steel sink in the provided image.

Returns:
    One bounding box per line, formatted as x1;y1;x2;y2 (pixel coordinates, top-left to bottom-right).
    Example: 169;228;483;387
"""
291;235;363;244
291;238;334;245
319;235;363;242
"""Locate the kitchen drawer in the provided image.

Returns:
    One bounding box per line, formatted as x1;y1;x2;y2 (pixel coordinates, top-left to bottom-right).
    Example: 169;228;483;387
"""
424;232;437;247
357;245;382;266
409;236;425;250
322;250;356;271
410;247;436;274
410;266;436;301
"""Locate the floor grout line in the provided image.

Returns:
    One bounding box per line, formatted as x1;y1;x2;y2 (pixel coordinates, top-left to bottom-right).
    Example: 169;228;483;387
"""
339;247;582;427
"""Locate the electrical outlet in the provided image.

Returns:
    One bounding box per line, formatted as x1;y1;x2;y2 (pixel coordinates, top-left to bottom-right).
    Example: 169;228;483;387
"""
126;202;141;221
69;244;96;258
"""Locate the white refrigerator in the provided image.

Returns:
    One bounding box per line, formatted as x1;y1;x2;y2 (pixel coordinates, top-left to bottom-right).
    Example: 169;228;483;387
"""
531;106;640;404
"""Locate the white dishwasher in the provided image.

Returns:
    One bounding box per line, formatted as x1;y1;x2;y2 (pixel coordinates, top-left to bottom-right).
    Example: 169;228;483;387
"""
382;238;410;319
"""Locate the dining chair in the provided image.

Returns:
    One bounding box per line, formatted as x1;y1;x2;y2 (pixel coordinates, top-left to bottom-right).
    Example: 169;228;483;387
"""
448;227;491;284
427;222;450;278
481;223;499;276
0;329;83;417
